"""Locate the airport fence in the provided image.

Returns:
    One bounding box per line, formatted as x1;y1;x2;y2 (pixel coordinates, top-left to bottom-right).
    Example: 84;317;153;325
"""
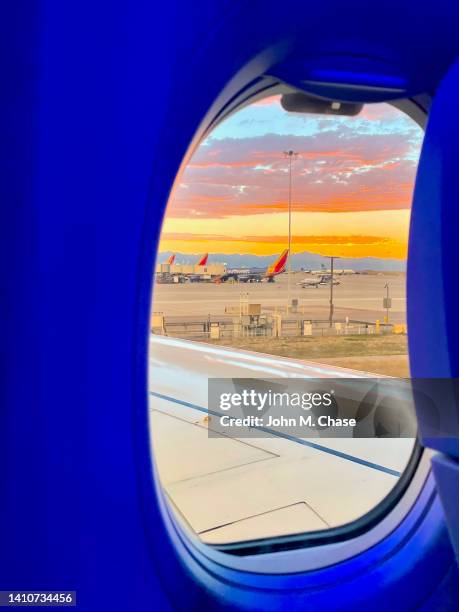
152;314;404;341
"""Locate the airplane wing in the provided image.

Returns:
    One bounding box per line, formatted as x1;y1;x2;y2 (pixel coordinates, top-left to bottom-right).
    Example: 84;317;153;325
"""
149;335;415;544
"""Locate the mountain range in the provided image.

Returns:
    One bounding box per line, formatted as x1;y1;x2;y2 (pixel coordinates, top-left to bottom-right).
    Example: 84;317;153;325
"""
157;251;406;272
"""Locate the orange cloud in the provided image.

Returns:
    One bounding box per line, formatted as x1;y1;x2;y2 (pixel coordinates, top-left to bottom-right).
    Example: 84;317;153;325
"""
160;97;421;259
160;233;406;260
162;232;390;245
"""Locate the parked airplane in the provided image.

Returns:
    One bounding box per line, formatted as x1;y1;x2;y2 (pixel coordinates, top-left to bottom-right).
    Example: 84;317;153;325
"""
196;253;208;266
214;249;289;283
298;274;340;288
309;268;355;275
156;252;225;283
265;248;289;280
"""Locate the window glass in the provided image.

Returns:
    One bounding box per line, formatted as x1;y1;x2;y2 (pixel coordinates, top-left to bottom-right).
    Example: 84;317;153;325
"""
149;96;423;546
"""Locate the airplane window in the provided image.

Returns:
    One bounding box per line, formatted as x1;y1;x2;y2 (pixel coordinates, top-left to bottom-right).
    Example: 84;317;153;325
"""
148;95;423;548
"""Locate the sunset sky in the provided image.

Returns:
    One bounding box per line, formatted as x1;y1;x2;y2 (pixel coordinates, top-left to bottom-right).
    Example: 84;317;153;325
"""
159;96;423;259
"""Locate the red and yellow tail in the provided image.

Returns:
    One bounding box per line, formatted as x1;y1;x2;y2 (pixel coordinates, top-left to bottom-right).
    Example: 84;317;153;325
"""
166;254;176;265
196;253;208;266
266;249;289;277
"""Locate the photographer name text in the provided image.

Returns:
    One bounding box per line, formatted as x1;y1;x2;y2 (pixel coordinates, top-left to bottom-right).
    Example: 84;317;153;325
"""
219;414;356;428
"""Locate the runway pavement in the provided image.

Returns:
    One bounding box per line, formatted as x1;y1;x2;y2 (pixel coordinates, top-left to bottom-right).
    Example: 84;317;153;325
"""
152;271;407;324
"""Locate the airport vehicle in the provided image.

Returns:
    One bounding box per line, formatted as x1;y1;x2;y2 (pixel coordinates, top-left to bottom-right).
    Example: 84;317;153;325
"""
4;2;459;611
215;249;289;283
187;273;213;283
218;267;266;283
298;274;340;288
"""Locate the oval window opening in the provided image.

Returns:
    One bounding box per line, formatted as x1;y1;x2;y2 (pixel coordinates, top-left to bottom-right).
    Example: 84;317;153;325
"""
148;94;424;550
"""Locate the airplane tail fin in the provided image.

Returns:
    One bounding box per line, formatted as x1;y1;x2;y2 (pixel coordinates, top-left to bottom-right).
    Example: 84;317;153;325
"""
266;249;289;277
166;254;176;265
197;253;208;266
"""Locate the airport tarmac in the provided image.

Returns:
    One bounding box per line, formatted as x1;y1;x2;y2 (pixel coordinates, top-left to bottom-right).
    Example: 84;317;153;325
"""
152;271;407;324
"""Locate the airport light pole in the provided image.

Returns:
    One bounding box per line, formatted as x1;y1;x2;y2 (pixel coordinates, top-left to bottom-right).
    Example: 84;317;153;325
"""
328;256;340;328
283;150;298;313
239;291;249;337
384;283;391;324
